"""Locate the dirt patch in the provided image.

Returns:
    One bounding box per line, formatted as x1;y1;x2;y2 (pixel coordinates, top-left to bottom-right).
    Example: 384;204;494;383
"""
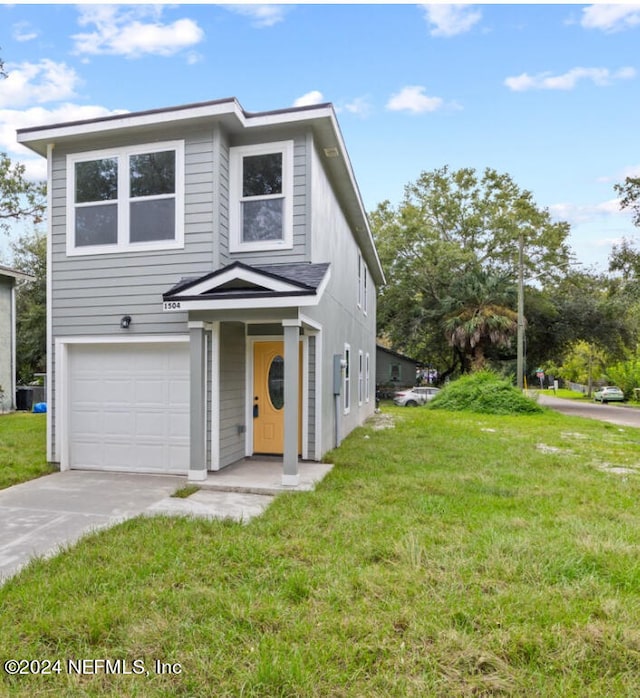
367;411;396;431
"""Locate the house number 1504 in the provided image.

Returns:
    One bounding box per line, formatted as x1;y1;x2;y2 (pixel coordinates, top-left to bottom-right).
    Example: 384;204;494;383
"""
163;301;181;310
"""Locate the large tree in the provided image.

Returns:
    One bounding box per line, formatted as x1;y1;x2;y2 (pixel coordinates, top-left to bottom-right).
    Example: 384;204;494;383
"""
11;231;46;383
614;176;640;228
442;268;518;373
0;153;46;236
371;166;572;375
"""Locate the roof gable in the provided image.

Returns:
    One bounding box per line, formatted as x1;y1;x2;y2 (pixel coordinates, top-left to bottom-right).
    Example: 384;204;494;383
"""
163;262;331;311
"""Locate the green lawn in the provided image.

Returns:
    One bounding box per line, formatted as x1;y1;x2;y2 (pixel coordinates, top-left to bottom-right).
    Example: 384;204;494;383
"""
0;413;53;489
2;406;640;696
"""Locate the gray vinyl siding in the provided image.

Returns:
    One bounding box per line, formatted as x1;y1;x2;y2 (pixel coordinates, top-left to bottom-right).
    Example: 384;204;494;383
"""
219;322;246;468
216;127;230;268
0;277;13;411
206;329;212;468
226;133;308;266
306;143;378;456
307;335;316;458
45;112;376;465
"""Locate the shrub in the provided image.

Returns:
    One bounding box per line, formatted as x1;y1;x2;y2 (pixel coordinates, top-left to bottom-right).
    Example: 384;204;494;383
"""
429;371;544;415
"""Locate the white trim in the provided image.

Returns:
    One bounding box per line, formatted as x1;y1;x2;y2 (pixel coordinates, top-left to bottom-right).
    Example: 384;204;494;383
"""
229;140;294;253
177;267;303;298
247;334;306;458
188;469;208;483
314;331;323;461
282;473;300;487
46;144;54;462
299;313;322;332
358;349;364;407
66;140;185;257
365;352;371;403
301;335;309;460
55;334;189;471
343;343;351;415
18;100;246;148
203;331;209;471
58;334;189;345
163;294;322;312
10;284;16;410
357;253;363;310
210;322;221;470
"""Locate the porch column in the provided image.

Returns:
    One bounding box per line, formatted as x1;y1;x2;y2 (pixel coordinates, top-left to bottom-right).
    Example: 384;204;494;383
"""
188;321;207;482
282;319;301;486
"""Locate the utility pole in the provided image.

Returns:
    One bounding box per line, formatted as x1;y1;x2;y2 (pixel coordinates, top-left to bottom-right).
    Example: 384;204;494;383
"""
516;232;524;390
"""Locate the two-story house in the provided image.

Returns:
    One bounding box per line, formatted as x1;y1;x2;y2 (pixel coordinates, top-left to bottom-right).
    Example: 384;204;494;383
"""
17;98;384;485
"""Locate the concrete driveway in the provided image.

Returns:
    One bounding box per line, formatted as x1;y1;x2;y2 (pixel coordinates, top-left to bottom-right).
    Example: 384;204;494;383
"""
0;470;274;584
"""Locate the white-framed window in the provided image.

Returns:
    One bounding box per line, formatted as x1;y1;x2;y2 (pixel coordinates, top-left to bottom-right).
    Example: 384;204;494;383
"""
357;252;368;314
343;343;351;414
358;350;364;406
363;264;368;315
365;352;370;403
67;140;184;256
229;140;294;253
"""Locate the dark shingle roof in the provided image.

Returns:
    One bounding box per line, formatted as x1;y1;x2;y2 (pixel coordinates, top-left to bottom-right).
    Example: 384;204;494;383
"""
163;261;330;301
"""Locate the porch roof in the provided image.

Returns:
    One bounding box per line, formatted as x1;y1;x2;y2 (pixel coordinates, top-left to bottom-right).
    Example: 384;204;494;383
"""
162;261;331;312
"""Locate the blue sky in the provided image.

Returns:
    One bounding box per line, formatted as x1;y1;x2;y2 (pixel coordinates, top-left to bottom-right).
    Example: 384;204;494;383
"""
1;2;640;270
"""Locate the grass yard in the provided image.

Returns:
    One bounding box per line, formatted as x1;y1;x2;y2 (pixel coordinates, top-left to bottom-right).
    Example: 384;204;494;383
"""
0;413;53;489
2;405;640;696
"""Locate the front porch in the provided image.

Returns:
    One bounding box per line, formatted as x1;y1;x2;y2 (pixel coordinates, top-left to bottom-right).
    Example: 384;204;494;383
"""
197;457;334;496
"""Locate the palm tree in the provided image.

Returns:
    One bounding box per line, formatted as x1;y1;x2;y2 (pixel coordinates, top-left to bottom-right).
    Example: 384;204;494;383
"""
442;269;519;372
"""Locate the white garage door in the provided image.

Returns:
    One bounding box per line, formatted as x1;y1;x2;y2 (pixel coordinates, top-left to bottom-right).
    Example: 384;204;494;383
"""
68;342;190;474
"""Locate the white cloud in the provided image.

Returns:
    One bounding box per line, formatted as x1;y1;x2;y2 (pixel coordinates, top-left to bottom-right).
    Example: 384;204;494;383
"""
226;5;288;28
386;86;444;114
0;60;81;109
505;66;636;91
581;4;640;32
549;199;630;225
1;104;128;179
293;90;325;108
12;22;39;42
72;6;204;58
420;4;481;37
341;96;373;118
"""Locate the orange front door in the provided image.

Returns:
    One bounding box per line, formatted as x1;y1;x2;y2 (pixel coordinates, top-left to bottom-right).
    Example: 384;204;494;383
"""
252;341;302;455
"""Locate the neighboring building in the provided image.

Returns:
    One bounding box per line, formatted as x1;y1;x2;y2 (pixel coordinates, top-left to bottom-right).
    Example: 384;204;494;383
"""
376;345;420;391
0;264;34;412
17;98;384;484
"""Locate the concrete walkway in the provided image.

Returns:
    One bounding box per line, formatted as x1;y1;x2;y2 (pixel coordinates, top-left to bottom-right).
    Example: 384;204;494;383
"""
0;464;319;584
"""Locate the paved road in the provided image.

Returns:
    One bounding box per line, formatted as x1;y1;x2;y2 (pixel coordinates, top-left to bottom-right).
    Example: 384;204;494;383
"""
537;393;640;428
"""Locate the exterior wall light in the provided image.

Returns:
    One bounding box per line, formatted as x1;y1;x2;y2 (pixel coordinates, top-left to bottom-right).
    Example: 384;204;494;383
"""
120;315;132;329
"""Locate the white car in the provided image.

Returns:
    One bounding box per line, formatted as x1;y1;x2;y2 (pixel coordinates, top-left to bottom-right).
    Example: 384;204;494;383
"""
593;386;625;403
393;386;440;407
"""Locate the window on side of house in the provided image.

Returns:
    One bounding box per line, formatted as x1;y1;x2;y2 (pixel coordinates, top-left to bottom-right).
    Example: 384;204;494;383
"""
363;264;368;315
365;352;370;403
230;141;294;252
357;253;363;309
67;141;184;255
343;344;351;414
357;252;369;314
358;350;364;406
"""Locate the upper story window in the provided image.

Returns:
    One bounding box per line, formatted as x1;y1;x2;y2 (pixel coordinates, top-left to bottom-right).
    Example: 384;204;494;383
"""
67;140;184;256
230;141;294;253
357;252;368;314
